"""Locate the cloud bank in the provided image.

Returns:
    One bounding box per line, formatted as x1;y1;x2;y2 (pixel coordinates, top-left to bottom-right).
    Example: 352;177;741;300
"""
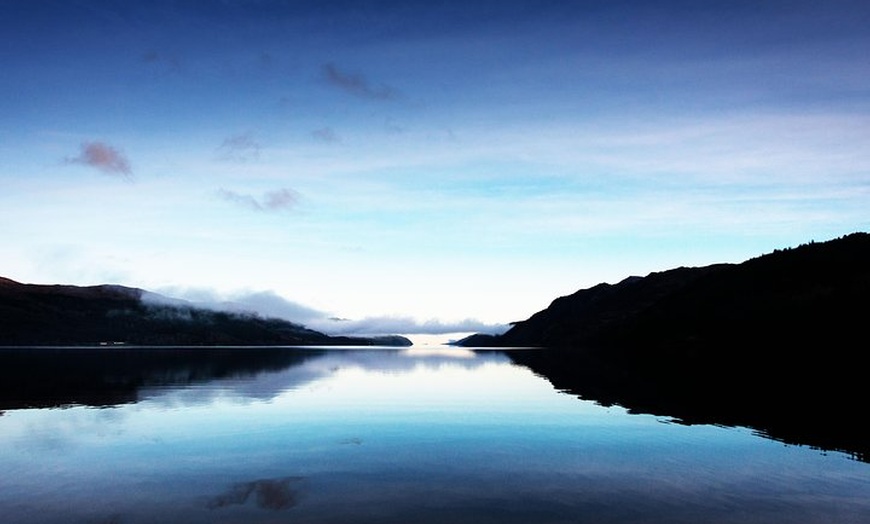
141;288;326;326
308;316;509;337
322;63;399;101
146;287;508;337
66;141;132;179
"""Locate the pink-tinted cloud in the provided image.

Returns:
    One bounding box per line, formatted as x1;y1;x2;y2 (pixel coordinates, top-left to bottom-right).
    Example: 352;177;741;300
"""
66;142;133;179
218;188;300;212
322;63;399;101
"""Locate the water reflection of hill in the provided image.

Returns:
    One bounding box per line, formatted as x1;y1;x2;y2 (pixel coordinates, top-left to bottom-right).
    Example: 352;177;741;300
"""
0;347;501;411
455;234;870;463
0;347;325;410
3;347;865;463
508;348;868;463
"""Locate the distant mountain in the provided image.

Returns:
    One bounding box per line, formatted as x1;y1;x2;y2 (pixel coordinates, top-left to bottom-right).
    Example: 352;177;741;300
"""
0;279;411;347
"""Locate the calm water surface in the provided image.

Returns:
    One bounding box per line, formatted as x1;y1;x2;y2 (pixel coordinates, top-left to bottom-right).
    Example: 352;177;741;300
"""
0;347;867;523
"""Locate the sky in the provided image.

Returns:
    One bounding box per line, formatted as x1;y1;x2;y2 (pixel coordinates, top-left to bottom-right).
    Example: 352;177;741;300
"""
2;0;869;338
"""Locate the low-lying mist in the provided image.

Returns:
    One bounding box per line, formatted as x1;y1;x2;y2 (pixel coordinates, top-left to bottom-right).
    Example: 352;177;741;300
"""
143;288;509;338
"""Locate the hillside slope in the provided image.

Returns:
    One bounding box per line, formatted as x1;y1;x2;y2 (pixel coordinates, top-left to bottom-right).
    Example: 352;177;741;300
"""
464;232;870;355
0;279;410;346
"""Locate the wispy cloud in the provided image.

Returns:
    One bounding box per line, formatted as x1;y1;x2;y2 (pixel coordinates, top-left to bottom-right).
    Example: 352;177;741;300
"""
218;188;300;212
65;141;133;179
321;63;400;101
217;133;261;162
311;127;340;143
141;50;182;75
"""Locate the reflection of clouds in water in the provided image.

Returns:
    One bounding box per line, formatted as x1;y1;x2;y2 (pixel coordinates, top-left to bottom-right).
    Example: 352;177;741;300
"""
400;348;477;359
3;350;865;524
13;407;127;453
316;350;508;376
138;363;328;408
3;351;524;458
139;350;511;408
207;477;304;511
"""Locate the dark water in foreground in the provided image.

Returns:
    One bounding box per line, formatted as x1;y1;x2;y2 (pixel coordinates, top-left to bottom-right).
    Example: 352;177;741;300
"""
0;347;867;524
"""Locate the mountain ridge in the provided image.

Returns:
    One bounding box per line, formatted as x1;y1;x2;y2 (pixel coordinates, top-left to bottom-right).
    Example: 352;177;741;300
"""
459;232;869;351
0;278;411;347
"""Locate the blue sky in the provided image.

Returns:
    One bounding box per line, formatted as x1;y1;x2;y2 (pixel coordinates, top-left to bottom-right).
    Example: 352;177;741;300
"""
2;1;869;337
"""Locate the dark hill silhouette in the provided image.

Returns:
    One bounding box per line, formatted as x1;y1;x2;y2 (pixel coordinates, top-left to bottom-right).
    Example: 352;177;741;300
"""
0;279;410;347
458;232;870;461
460;232;869;353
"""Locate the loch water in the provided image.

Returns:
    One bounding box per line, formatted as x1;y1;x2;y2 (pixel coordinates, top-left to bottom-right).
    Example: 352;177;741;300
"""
0;347;867;524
